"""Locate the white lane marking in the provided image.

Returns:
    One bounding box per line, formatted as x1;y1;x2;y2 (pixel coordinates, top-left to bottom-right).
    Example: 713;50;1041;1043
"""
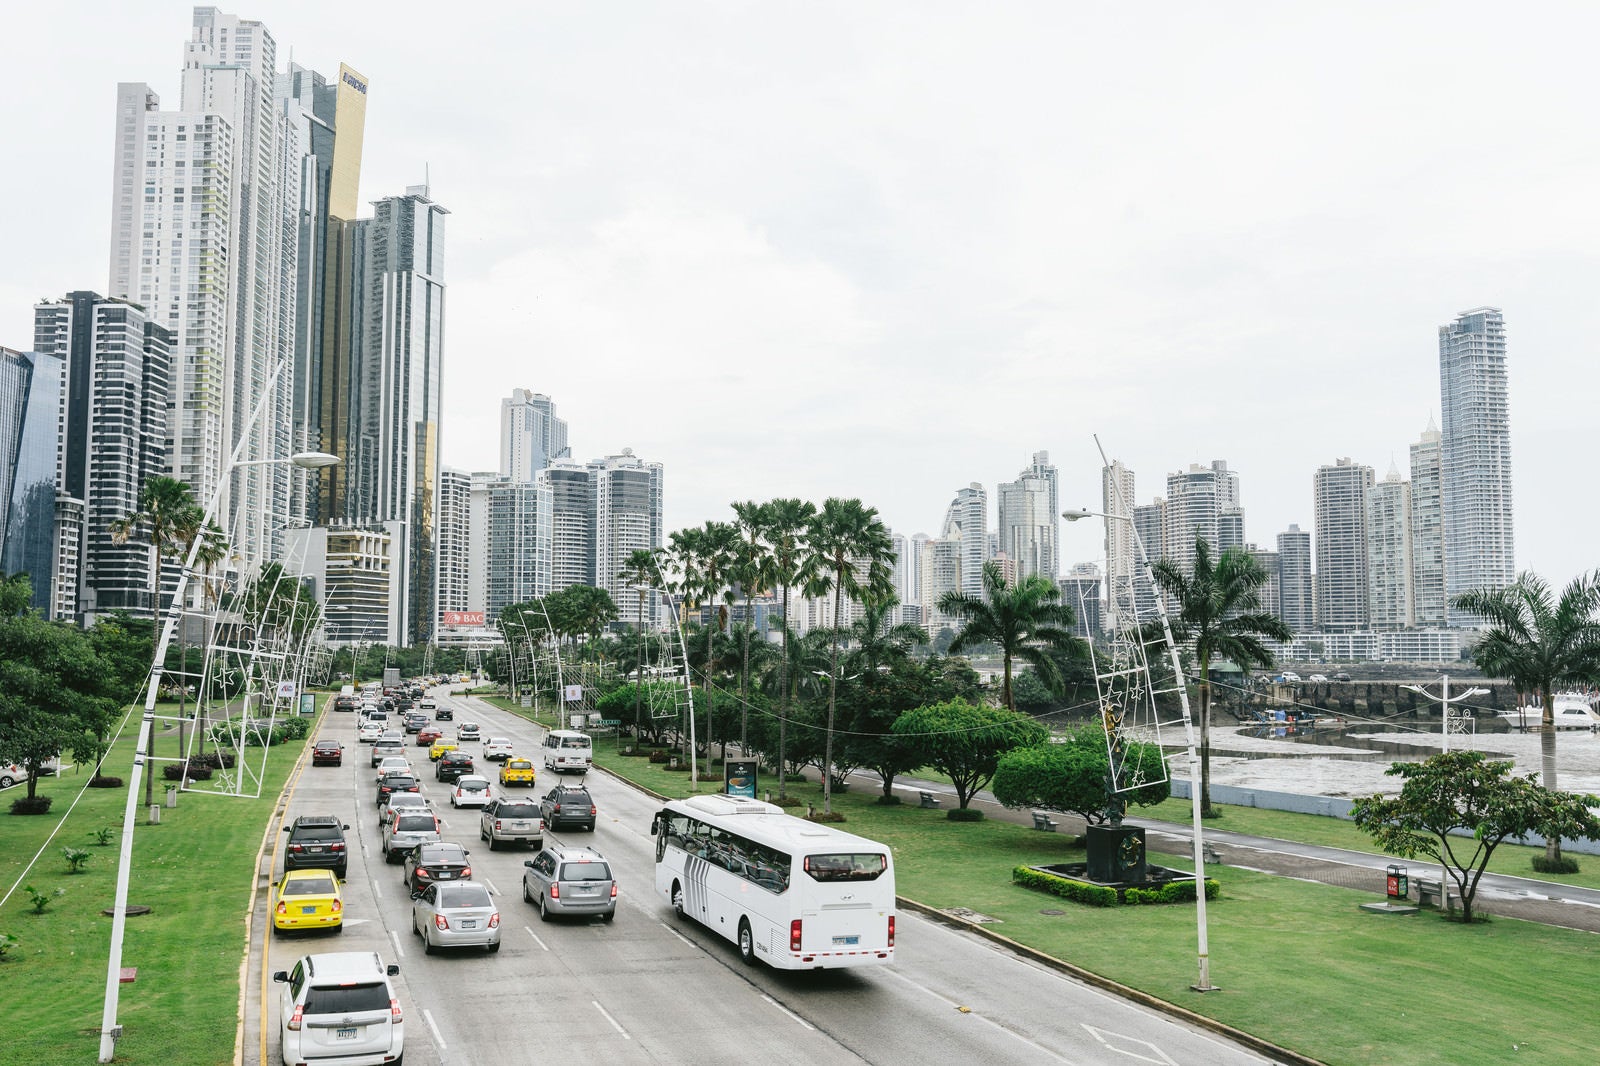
484;877;500;895
593;1000;631;1039
761;993;816;1031
525;927;549;951
880;966;1071;1063
659;921;695;947
1082;1024;1177;1064
371;879;382;901
388;929;405;959
423;1008;448;1050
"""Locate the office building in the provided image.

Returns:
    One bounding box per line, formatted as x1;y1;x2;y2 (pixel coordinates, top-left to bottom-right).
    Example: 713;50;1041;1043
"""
918;536;962;637
0;348;69;617
1314;458;1374;632
481;476;551;617
1059;563;1103;640
1131;498;1165;621
1101;460;1137;630
436;467;472;616
1408;419;1446;627
1439;308;1514;623
1275;524;1314;633
501;390;568;482
591;449;664;610
1248;546;1281;619
544;459;596;592
1163;461;1240;574
943;483;987;599
1366;466;1414;630
996;450;1058;582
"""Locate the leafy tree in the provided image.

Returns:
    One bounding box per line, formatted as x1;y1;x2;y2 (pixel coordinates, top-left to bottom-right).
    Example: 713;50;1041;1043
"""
891;699;1047;809
1152;537;1290;818
840;598;930;799
1454;571;1600;868
938;561;1080;712
805;497;895;812
1351;751;1600;922
757;498;816;798
545;584;618;654
993;729;1170;824
730;500;775;751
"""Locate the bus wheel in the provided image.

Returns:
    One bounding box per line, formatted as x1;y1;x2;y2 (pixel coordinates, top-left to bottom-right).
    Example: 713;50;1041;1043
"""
672;882;685;919
738;918;755;965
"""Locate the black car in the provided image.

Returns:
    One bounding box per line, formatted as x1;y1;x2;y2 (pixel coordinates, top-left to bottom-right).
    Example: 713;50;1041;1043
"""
333;696;358;712
404;841;471;892
282;815;350;879
434;705;454;721
311;739;342;767
436;750;474;783
540;784;596;832
377;773;421;806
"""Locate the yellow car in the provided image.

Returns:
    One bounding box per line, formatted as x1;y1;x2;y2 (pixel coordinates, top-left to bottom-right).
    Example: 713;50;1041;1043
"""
499;757;536;787
273;869;343;932
429;740;458;762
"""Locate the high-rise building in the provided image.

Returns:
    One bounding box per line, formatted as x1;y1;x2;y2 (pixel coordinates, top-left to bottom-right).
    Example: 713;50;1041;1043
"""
1163;461;1240;574
1132;498;1166;621
0;347;69;617
1314;458;1374;632
1409;419;1446;627
996;450;1058;582
436;467;471;616
482;477;552;618
501;390;569;482
591;449;664;610
917;536;962;636
1366;466;1414;630
1275;525;1314;633
1439;307;1514;623
1101;460;1136;630
32;294;172;622
1248;546;1281;619
890;532;916;622
543;459;596;592
1059;563;1102;639
943;483;987;599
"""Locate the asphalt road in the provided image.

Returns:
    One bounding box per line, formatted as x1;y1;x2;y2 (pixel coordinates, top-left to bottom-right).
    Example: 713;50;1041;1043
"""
244;686;1285;1066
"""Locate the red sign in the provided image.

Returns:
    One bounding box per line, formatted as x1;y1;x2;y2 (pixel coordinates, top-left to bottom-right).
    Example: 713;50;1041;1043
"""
440;611;486;626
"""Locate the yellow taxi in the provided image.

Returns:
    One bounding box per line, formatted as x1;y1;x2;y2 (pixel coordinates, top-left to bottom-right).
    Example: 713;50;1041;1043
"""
273;868;343;932
499;757;536;787
429;740;458;762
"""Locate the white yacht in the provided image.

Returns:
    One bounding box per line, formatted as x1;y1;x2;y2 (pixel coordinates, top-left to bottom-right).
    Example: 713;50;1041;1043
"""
1498;692;1600;730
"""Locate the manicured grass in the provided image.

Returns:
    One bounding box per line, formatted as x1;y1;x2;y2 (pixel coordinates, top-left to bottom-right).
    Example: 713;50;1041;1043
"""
591;745;1600;1066
0;704;309;1066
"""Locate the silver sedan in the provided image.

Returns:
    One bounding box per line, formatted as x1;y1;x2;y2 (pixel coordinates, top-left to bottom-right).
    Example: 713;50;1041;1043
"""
410;880;501;954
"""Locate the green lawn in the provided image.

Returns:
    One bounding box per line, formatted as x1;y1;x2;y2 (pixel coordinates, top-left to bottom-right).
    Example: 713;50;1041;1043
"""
0;703;310;1066
591;741;1600;1066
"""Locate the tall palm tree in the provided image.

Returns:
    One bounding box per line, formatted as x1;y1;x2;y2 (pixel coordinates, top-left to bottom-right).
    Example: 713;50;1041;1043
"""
620;548;662;738
666;521;739;768
109;476;200;618
1152;537;1290;819
731;500;775;753
1455;571;1600;866
804;497;895;813
844;595;929;679
758;498;817;798
938;561;1078;712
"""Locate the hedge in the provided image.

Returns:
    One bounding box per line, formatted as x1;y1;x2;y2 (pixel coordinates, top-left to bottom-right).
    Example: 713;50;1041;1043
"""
1012;865;1220;906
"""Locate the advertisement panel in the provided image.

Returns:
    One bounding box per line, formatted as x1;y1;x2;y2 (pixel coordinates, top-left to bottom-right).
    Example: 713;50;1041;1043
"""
724;760;758;798
441;611;486;626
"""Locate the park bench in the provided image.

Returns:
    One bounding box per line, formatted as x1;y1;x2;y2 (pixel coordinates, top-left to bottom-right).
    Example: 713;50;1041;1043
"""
918;790;941;809
1414;877;1460;914
1031;811;1059;832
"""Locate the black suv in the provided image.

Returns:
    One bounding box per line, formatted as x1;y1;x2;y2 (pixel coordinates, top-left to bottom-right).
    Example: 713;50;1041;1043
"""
434;705;454;721
282;815;351;879
436;750;474;783
540;784;597;832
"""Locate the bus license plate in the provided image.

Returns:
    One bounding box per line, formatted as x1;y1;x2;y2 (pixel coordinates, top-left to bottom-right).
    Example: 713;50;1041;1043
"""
336;1028;357;1041
832;935;860;946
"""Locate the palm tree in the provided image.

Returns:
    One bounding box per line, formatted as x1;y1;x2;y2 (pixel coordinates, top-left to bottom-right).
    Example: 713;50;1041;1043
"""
1455;571;1600;866
938;561;1079;712
666;521;740;770
804;497;896;813
109;476;200;618
731;500;775;753
620;548;662;739
1152;537;1290;819
844;596;929;679
758;498;817;798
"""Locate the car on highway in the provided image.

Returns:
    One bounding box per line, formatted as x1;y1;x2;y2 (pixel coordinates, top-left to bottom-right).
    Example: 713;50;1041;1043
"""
450;775;493;809
370;734;405;767
273;952;403;1066
542;729;594;773
436;750;475;783
357;720;383;743
499;757;536;787
1308;673;1329;683
456;722;481;742
540;783;597;832
411;880;500;954
402;711;429;733
382;811;442;864
433;703;453;721
273;869;344;933
282;815;350;880
310;739;342;767
1334;672;1352;682
479;798;543;851
332;695;358;712
522;845;616;922
403;841;472;892
373;756;410;782
428;739;458;761
376;772;421;807
1279;671;1302;683
416;725;442;747
380;792;432;825
482;737;515;762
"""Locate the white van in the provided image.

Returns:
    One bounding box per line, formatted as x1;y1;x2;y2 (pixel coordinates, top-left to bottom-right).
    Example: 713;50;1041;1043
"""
542;730;593;774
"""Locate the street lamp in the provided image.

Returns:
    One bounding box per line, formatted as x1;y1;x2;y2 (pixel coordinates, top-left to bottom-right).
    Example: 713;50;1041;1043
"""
1064;505;1217;992
100;449;338;1062
1403;676;1488;754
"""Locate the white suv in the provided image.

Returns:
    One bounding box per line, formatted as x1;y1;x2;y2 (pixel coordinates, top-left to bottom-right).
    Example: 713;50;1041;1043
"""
273;951;403;1066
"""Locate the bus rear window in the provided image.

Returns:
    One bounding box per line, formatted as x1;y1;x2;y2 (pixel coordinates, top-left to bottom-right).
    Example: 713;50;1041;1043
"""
560;736;590;749
803;853;888;882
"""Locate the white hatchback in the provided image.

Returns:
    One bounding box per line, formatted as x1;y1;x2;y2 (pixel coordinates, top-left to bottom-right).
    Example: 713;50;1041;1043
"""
451;775;493;809
483;738;515;762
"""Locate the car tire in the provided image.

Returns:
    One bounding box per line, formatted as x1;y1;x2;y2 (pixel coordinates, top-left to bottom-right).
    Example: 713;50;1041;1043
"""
532;838;543;851
523;879;533;903
423;929;435;955
672;882;685;920
738;918;754;964
487;941;500;953
603;909;615;923
412;914;419;937
479;825;488;842
335;866;347;880
539;896;552;922
488;836;499;851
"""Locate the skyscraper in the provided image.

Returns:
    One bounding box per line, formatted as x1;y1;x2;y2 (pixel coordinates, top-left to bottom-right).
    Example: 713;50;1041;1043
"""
1275;524;1314;634
943;483;987;598
996;450;1058;582
591;449;664;609
1439;307;1514;623
1101;460;1136;630
436;467;472;615
1408;419;1445;627
1164;461;1241;574
501;390;569;482
1059;563;1102;639
1366;466;1413;630
544;458;596;592
1131;498;1166;621
1314;458;1373;632
0;347;68;617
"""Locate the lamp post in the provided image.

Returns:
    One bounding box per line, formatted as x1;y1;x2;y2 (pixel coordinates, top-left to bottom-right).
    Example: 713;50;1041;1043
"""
1064;505;1217;992
1404;675;1488;754
99;451;337;1062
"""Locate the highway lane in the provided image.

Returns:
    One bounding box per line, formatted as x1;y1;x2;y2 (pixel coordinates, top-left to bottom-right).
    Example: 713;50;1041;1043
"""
252;685;1282;1065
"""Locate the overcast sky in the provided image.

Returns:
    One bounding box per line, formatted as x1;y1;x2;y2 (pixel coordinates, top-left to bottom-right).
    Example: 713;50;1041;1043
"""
4;2;1596;583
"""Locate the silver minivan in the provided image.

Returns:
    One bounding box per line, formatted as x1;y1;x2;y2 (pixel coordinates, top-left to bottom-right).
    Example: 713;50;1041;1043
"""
522;845;616;921
381;811;441;863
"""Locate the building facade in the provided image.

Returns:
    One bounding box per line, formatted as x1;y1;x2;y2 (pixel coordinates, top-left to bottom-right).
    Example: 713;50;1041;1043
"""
501;390;568;482
1366;468;1414;630
1408;419;1446;627
1313;458;1374;632
0;348;69;616
1163;461;1240;575
943;483;987;599
996;450;1058;583
1275;524;1314;633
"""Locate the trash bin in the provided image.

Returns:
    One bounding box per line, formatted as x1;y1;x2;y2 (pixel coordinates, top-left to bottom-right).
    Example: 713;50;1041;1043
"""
1386;863;1408;900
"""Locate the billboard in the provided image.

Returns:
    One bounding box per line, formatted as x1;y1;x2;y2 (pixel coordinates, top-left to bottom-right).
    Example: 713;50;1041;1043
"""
441;611;486;626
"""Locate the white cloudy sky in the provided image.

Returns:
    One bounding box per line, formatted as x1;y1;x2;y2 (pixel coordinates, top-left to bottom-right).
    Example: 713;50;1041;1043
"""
5;2;1597;582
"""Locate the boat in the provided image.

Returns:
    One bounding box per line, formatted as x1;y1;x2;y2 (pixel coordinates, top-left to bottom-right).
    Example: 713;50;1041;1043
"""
1497;692;1600;731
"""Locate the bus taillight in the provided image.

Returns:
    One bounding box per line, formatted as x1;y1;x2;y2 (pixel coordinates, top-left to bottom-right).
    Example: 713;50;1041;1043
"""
790;919;803;952
888;915;895;947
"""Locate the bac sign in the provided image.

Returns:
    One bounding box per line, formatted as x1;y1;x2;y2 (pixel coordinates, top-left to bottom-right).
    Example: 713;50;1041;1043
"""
441;611;486;626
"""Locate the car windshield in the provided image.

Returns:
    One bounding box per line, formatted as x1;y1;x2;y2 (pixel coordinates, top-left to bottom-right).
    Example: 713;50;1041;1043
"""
395;815;436;832
459;780;489;791
304;983;389;1014
284;876;336;896
421;845;466;862
439;884;492;907
560;862;612;881
508;760;531;770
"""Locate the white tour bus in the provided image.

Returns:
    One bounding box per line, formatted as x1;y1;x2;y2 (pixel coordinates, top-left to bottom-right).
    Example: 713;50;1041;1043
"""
651;794;895;969
542;730;593;773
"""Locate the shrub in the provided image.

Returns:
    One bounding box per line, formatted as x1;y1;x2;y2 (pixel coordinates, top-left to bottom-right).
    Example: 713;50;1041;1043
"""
0;931;16;961
806;811;847;824
88;776;124;789
276;717;311;741
61;847;91;874
9;796;52;816
162;762;213;781
768;794;805;808
648;750;672;764
1012;866;1116;907
947;808;985;822
1533;855;1580;875
875;795;903;806
24;886;63;914
88;826;115;847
